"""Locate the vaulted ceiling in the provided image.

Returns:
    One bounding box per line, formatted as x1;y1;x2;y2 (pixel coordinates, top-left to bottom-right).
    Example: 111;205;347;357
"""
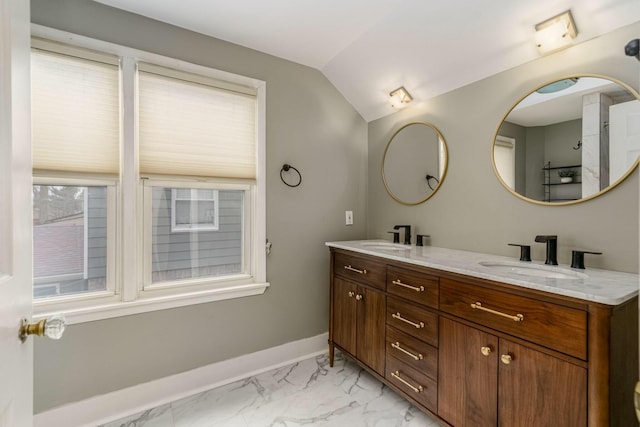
94;0;640;122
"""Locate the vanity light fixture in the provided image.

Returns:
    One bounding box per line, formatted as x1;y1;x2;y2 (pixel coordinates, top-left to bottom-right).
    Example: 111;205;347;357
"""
534;10;577;54
389;86;413;108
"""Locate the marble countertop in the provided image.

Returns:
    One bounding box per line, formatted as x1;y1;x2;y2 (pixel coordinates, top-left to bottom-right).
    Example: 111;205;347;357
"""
326;240;639;305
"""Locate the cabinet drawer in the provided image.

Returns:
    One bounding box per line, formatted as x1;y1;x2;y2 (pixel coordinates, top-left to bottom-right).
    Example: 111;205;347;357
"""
334;251;385;290
387;266;439;309
440;279;587;359
387;298;438;347
386;325;437;380
386;355;437;412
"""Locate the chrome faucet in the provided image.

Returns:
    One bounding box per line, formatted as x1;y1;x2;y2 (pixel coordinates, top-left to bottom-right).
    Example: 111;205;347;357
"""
534;235;558;265
393;225;412;245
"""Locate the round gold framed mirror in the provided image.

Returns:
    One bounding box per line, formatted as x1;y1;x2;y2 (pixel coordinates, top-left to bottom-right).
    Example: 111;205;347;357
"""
382;122;448;205
492;74;640;205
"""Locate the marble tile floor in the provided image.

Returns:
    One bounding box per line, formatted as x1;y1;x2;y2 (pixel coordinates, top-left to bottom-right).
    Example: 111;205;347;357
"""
100;352;442;427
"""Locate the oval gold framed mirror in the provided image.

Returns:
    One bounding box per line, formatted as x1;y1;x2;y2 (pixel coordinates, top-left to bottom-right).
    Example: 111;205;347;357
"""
382;122;448;205
492;74;640;205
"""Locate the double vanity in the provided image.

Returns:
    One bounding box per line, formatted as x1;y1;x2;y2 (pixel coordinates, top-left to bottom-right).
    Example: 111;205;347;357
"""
326;240;639;426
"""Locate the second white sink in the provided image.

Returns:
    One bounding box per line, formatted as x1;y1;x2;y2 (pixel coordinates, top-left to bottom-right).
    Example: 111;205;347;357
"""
478;261;588;280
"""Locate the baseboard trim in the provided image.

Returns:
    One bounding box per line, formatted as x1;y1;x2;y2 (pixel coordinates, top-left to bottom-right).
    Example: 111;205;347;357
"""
34;332;329;427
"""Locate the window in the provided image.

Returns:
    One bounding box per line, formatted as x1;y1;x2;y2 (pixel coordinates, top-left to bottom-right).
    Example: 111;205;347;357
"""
145;183;251;290
31;38;119;302
32;184;115;299
171;189;220;233
31;28;267;323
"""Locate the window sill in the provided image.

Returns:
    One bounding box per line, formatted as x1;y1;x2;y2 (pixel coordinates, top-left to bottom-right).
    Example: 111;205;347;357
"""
33;282;269;325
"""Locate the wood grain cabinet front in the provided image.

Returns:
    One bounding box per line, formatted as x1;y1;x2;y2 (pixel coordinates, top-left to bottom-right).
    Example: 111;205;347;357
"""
332;276;386;375
440;278;587;360
328;248;638;427
334;251;385;290
438;317;587;427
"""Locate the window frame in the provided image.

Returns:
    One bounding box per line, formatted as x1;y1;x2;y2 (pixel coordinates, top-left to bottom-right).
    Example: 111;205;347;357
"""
31;25;268;325
32;175;119;309
142;178;254;295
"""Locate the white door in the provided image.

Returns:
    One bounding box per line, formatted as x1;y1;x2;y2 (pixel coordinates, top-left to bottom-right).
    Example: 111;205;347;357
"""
609;99;640;183
0;0;33;425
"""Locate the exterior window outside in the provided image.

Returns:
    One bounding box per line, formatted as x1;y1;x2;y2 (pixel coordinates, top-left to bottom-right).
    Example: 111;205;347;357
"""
171;188;219;232
33;185;107;298
154;188;242;284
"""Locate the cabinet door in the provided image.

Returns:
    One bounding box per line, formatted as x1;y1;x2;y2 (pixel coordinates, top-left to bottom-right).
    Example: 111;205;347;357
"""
498;340;587;427
356;286;386;375
439;318;498;427
333;277;357;356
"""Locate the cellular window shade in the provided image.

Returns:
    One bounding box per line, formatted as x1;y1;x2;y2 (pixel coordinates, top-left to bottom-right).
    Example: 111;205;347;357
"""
138;69;257;179
31;49;120;174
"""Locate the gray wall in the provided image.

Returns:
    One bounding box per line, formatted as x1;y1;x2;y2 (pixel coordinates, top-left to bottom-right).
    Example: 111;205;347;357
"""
368;21;639;273
31;0;368;412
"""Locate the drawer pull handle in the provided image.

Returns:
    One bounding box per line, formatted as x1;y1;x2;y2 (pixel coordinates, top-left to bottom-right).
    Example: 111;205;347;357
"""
391;371;423;393
355;294;363;301
347;291;355;298
501;354;513;365
392;312;425;329
480;346;492;357
470;302;524;322
392;279;424;292
391;341;423;360
344;265;367;275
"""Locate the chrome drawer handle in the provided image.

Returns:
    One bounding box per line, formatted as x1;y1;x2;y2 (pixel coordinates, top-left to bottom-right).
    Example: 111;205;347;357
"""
344;265;367;275
392;312;424;329
470;302;524;322
391;371;423;393
392;279;424;292
391;341;423;361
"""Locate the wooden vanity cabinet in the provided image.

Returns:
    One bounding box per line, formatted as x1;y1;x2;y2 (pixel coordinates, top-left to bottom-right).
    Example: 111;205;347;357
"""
438;317;587;427
332;277;386;374
328;248;638;427
330;252;386;375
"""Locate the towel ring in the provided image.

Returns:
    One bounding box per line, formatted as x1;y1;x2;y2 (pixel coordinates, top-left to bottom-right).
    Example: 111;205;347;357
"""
280;164;302;187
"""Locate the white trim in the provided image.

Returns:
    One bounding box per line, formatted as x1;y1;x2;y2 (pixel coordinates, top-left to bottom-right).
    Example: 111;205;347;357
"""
34;281;269;325
34;332;328;427
82;188;88;280
30;24;264;91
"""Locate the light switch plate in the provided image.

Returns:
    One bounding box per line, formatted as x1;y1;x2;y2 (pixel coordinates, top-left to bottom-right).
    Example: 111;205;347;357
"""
345;210;353;225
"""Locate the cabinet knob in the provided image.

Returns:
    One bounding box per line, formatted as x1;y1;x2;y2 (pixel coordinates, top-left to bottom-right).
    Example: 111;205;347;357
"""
501;354;513;365
348;291;355;298
355;294;363;301
481;346;492;357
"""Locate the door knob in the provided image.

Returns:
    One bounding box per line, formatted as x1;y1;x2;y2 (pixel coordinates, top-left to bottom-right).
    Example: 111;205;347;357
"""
501;354;513;365
19;314;66;343
481;346;492;357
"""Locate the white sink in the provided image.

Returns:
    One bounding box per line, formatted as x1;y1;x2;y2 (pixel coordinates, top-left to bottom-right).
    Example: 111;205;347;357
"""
478;261;588;280
359;242;410;252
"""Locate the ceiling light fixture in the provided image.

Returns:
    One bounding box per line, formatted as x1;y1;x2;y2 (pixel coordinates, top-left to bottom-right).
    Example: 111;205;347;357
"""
389;86;413;108
534;10;577;54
